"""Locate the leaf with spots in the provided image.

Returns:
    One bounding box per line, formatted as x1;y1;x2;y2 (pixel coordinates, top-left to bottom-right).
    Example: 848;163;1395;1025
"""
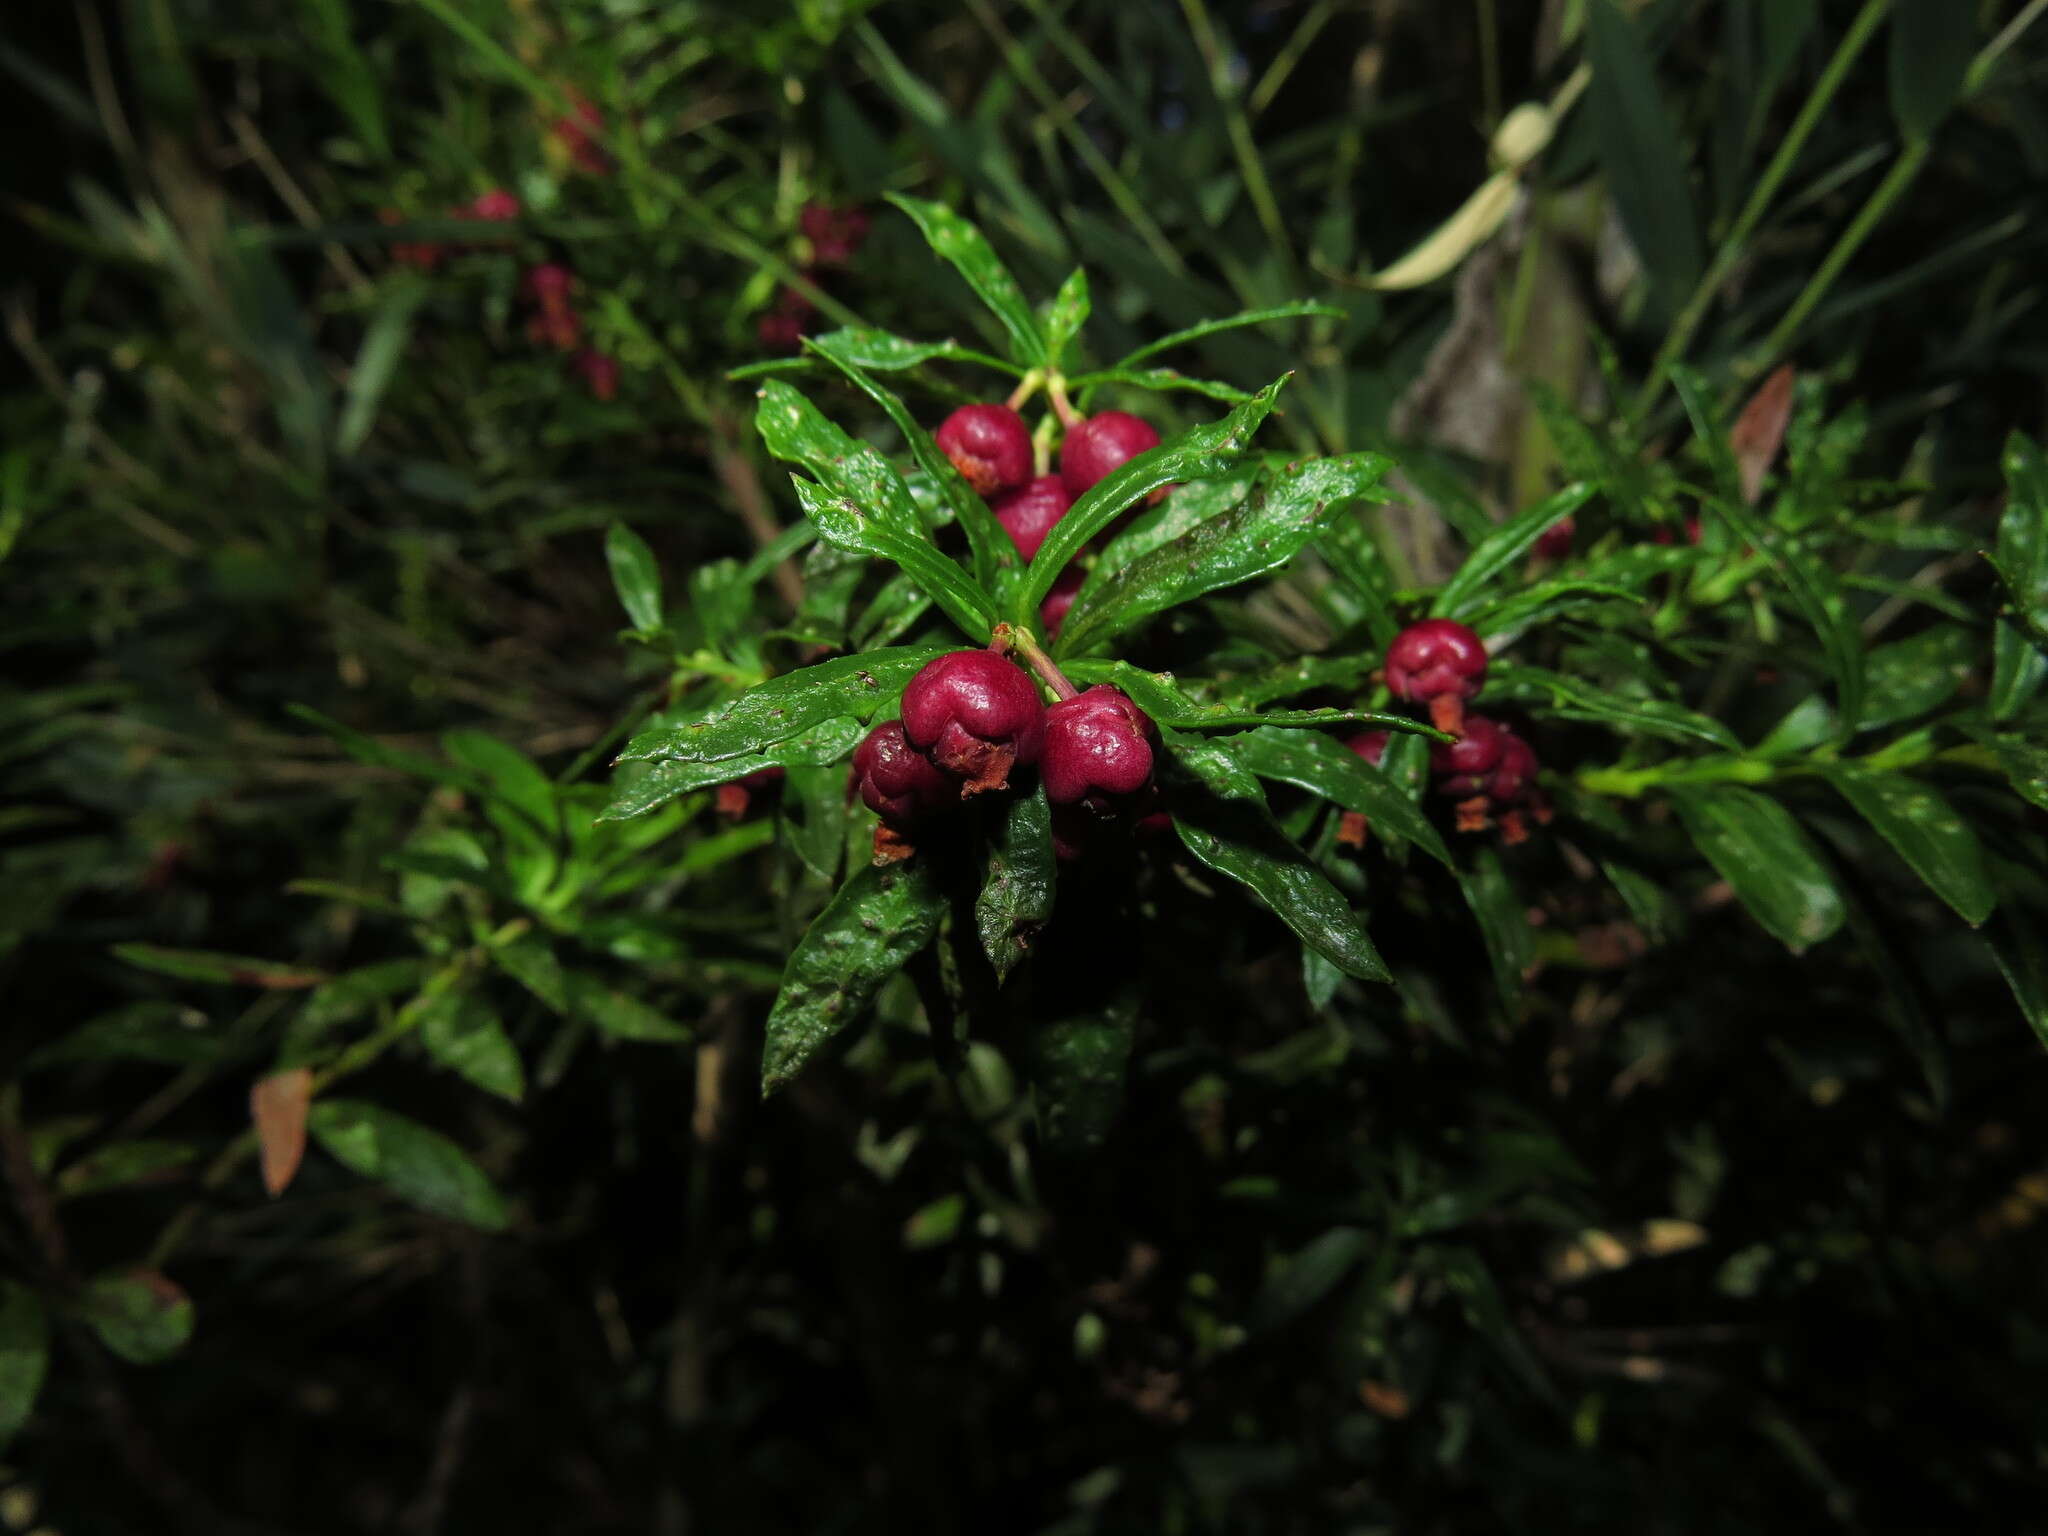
762;859;947;1094
976;786;1055;983
1670;786;1844;952
884;194;1046;365
1824;769;1994;926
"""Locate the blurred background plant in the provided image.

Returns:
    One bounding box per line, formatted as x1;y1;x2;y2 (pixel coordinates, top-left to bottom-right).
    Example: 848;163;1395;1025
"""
3;0;2047;1531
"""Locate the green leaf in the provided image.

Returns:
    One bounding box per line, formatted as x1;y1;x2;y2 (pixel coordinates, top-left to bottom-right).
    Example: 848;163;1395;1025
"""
1823;770;1994;925
307;1099;509;1230
1093;466;1260;577
730;325;1018;379
79;1270;194;1363
0;1280;47;1449
1585;0;1703;309
883;193;1046;365
113;943;325;989
419;994;524;1102
604;521;664;633
490;932;567;1013
1112;302;1344;370
976;786;1056;983
1066;367;1252;404
337;274;425;452
805;335;1016;598
602;716;865;821
1044;267;1090;368
762;860;947;1092
1490;663;1740;751
617;647;949;765
1057;454;1391;655
1991;432;2048;721
441;730;556;836
563;970;692;1043
1022;379;1289;611
305;0;389;157
1465;578;1645;636
1987;907;2048;1051
781;761;850;883
1670;786;1845;951
1860;624;1975;731
1991;733;2048;814
1029;992;1138;1156
55;1140;196;1199
1314;516;1401;649
288;703;479;791
1169;790;1389;982
27;1003;219;1070
1461;846;1534;1008
1062;659;1440;739
1432;482;1597;621
1888;0;1977;144
1249;1228;1369;1332
1232;728;1451;867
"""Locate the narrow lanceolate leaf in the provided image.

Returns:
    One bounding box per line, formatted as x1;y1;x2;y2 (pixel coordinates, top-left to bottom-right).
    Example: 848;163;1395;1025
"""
79;1270;194;1364
601;716;865;822
337;274;426;453
1433;482;1596;620
729;325;1017;379
790;476;998;637
251;1068;313;1197
1888;0;1977;144
806;336;1016;597
604;521;664;632
1030;993;1138;1156
564;971;692;1042
113;944;326;989
1057;453;1392;656
1991;432;2048;721
1043;267;1090;368
1068;367;1252;404
1860;624;1975;731
1585;0;1703;308
1673;369;1865;732
1023;379;1289;611
1232;727;1452;867
977;787;1056;983
1169;792;1389;982
0;1281;49;1449
1462;847;1535;1009
1670;786;1845;951
762;860;947;1093
618;648;949;765
1490;663;1739;751
1824;770;1995;926
1061;659;1441;739
1092;466;1260;578
1315;516;1401;649
489;932;567;1013
1987;908;2048;1051
1113;303;1344;369
307;1099;509;1230
441;730;556;836
884;193;1046;365
418;994;524;1102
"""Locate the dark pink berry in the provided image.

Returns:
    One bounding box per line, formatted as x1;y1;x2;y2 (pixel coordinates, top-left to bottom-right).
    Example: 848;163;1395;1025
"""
523;263;575;303
1429;713;1510;795
1534;517;1575;560
573;350;620;400
1041;685;1157;809
935;405;1034;497
716;765;785;820
900;651;1045;795
991;474;1072;560
757;287;817;352
1486;731;1539;805
1651;516;1703;546
799;203;871;267
1039;568;1085;637
1059;411;1161;498
468;189;522;221
852;722;953;827
554;94;609;175
1386;619;1488;732
1345;731;1389;767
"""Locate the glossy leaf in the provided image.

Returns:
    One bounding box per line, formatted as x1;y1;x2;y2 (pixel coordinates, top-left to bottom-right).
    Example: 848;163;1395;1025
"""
1670;786;1845;951
762;860;947;1093
79;1270;194;1365
27;1003;219;1069
1462;847;1534;1008
617;647;949;765
1057;453;1391;655
1232;727;1451;867
1169;792;1389;982
977;787;1056;984
1062;659;1438;738
604;521;663;632
1043;267;1090;368
419;994;524;1102
1433;483;1597;621
789;476;997;637
602;716;865;821
1090;464;1257;576
780;761;850;884
1888;0;1977;143
884;193;1046;365
0;1281;46;1450
730;325;1017;379
1022;379;1288;611
1991;432;2048;721
1824;770;1994;925
1067;367;1252;404
1586;0;1703;307
1491;663;1739;751
1314;516;1401;648
308;1099;509;1230
1859;624;1975;731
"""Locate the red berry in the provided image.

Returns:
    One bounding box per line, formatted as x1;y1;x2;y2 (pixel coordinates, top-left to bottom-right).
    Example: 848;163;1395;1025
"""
1059;411;1161;497
799;203;871;267
1386;619;1488;707
1041;685;1157;809
1344;730;1389;767
468;189;522;221
554;94;609;175
1429;713;1510;796
716;765;785;820
935;405;1034;496
1651;516;1703;546
1534;517;1575;560
523;263;575;303
852;722;953;827
900;651;1045;795
573;350;620;400
991;475;1072;560
1485;731;1539;805
1039;568;1085;637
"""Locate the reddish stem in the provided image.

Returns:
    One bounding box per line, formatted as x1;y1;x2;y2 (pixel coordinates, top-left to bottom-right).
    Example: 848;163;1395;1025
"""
990;622;1079;700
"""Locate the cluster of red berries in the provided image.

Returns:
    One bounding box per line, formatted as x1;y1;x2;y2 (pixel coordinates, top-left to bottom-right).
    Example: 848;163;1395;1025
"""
1344;619;1549;846
932;402;1162;634
758;203;873;352
516;262;618;399
851;650;1160;864
383;188;524;271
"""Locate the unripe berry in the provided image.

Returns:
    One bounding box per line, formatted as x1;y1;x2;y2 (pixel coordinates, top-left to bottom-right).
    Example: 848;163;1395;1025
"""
851;722;953;826
990;474;1072;560
1428;712;1509;796
900;651;1045;795
935;405;1034;496
1386;618;1488;732
1059;411;1161;497
1040;568;1085;636
1041;685;1157;809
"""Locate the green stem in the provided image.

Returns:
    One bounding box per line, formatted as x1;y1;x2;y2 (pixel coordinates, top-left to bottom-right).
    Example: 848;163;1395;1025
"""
1634;0;1891;415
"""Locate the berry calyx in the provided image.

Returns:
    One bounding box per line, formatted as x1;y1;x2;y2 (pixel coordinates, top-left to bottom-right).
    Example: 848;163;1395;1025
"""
1041;685;1157;809
991;475;1073;561
1385;619;1489;733
1059;411;1161;497
852;722;956;862
935;405;1034;497
1040;568;1085;637
900;651;1045;796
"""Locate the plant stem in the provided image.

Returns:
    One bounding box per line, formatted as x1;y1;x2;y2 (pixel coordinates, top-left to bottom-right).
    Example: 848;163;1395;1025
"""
992;622;1079;699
